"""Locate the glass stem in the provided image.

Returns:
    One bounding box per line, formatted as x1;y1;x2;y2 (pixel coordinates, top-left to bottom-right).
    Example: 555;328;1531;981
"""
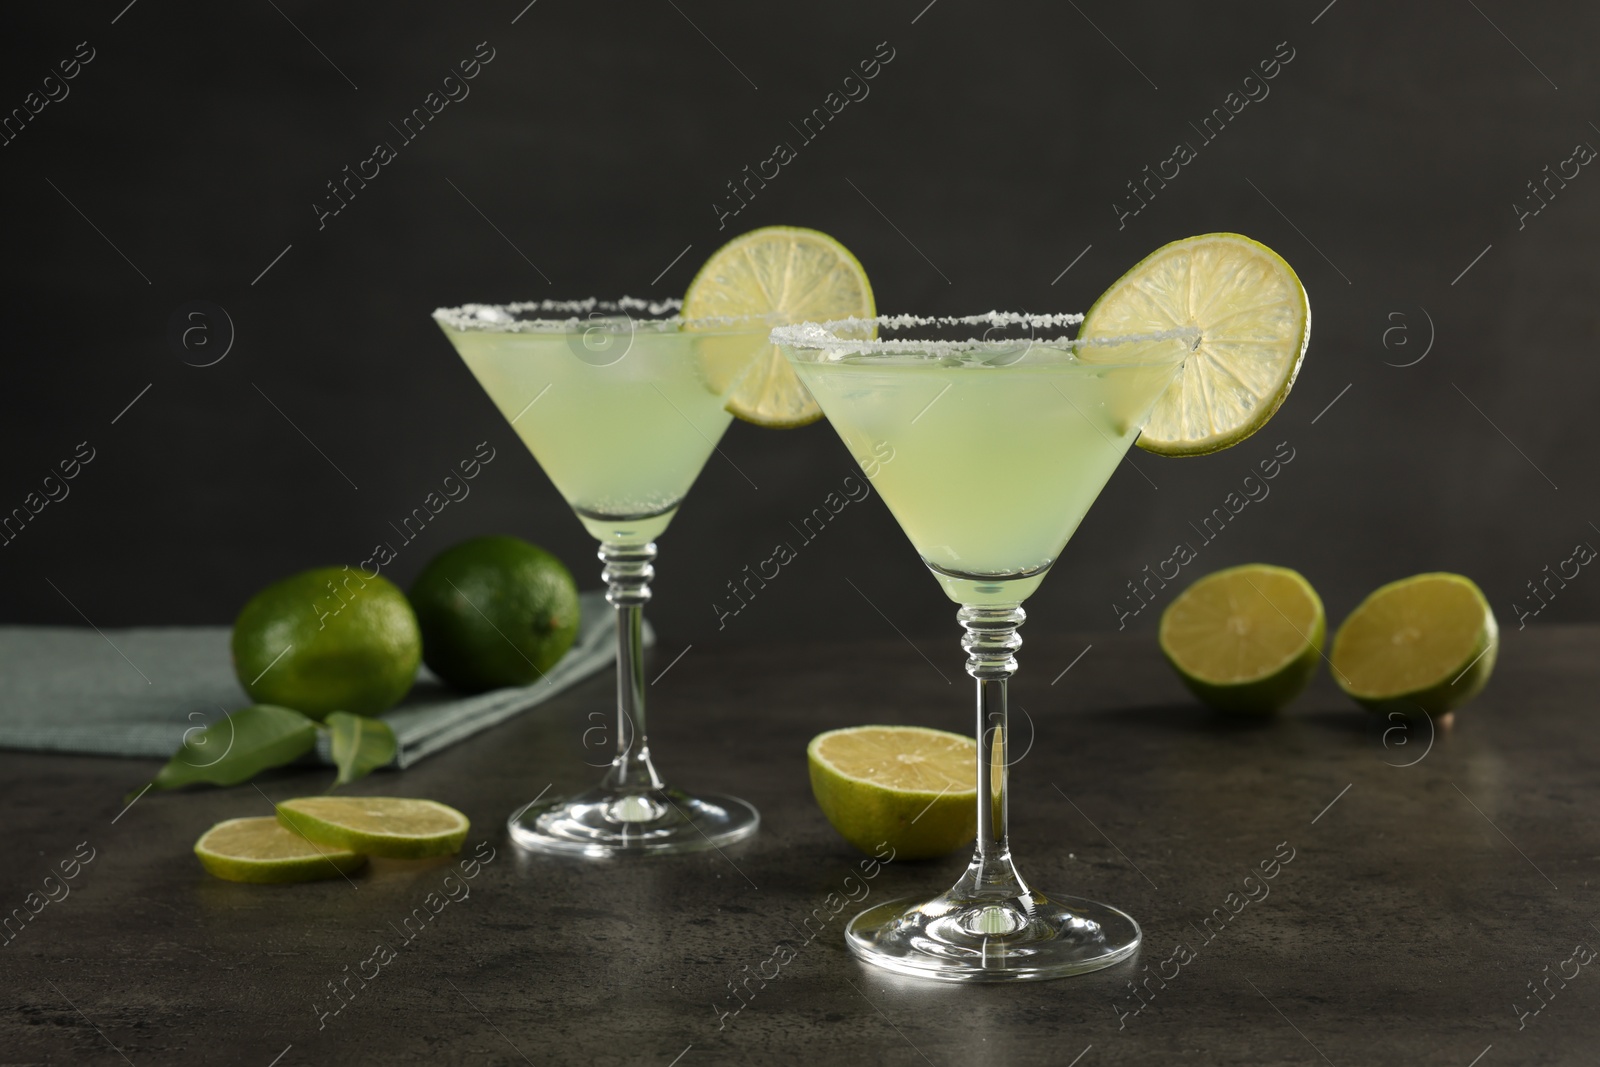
953;603;1031;901
598;541;664;793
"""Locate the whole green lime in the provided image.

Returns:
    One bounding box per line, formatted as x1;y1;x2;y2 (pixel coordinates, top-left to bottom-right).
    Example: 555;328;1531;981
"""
409;536;580;692
232;567;422;719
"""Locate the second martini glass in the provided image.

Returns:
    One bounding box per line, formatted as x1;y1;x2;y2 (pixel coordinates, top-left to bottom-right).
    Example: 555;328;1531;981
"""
435;298;769;856
777;312;1194;981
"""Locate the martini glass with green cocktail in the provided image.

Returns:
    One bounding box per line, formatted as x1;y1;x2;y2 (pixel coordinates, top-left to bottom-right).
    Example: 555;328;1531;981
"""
776;234;1310;981
778;311;1193;979
434;298;770;855
433;223;875;856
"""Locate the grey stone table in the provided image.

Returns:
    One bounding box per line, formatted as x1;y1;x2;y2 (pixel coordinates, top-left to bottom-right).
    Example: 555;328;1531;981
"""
4;626;1596;1066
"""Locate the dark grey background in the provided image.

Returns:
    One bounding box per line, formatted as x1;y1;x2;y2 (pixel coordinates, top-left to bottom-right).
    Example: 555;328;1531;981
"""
2;0;1595;656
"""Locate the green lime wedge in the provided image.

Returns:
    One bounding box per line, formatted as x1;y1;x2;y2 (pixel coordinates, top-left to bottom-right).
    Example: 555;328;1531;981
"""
1081;233;1310;456
276;796;470;859
1159;564;1325;714
683;226;874;428
194;816;366;884
807;725;976;860
1330;572;1497;715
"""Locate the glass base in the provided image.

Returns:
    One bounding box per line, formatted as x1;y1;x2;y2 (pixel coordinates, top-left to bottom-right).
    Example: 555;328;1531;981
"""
845;889;1140;982
507;786;759;857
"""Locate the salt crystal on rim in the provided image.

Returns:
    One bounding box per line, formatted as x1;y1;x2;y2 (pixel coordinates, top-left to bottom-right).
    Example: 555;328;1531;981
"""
769;312;1200;360
432;297;776;333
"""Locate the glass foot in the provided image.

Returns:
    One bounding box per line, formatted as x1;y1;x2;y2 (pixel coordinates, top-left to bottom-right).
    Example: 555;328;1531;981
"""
507;786;759;857
845;889;1140;982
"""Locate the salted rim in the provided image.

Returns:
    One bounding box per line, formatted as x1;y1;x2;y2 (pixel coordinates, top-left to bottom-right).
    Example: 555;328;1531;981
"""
770;311;1200;360
433;297;776;334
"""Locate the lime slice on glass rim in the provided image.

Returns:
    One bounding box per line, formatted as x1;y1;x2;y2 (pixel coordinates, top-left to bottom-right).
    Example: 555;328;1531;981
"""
683;226;875;428
1329;572;1498;716
194;816;366;884
1159;564;1326;714
1080;233;1310;456
276;796;470;859
807;725;976;860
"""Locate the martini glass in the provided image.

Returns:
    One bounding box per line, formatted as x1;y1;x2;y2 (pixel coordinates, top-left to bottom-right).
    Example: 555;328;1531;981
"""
434;297;768;856
776;311;1194;981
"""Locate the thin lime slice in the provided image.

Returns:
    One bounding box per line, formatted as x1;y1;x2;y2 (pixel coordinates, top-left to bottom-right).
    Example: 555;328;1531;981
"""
1160;564;1325;714
195;816;366;884
683;226;874;427
276;796;470;859
1081;233;1310;456
807;725;975;860
1330;573;1497;715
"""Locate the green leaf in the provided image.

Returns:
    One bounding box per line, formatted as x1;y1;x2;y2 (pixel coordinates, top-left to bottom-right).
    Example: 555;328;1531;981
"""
326;711;397;788
148;705;318;793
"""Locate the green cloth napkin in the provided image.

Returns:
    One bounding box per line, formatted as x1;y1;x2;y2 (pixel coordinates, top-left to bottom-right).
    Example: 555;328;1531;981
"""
0;591;638;768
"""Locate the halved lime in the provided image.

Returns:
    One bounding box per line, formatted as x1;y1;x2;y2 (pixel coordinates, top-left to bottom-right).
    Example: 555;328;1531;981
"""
195;816;366;884
1081;234;1310;456
683;226;874;427
1330;573;1497;715
1159;564;1325;714
807;725;976;860
276;796;470;859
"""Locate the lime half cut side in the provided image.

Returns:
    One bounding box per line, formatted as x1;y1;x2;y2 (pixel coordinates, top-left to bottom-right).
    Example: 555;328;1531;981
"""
683;226;874;428
1159;564;1325;714
1330;572;1497;715
195;816;367;884
1081;233;1310;456
807;725;976;860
